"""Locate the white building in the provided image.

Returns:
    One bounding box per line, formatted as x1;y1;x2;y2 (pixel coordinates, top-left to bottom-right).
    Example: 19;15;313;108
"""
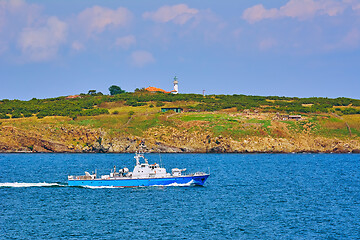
172;76;178;94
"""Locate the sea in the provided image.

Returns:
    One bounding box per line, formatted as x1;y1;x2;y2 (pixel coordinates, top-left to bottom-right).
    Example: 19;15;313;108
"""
0;153;359;239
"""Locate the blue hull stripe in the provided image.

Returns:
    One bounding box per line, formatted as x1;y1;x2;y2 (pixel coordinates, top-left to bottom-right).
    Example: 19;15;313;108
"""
68;175;209;187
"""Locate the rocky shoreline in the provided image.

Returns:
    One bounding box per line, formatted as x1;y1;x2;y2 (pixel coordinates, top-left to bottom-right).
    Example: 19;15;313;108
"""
1;126;359;154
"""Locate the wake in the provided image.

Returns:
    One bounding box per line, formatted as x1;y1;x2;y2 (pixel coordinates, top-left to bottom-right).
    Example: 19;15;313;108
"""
0;180;197;188
0;182;66;188
153;180;195;187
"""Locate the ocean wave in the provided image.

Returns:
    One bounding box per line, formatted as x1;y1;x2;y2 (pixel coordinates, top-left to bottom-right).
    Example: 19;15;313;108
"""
0;180;196;188
81;185;122;189
77;180;196;188
153;179;195;187
0;182;65;188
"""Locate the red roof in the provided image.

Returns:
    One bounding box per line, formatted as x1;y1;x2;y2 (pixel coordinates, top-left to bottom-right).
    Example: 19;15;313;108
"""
66;95;81;99
145;87;170;93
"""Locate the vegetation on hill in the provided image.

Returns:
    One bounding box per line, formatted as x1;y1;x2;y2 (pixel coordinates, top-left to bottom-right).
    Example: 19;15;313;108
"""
0;91;360;120
0;90;360;153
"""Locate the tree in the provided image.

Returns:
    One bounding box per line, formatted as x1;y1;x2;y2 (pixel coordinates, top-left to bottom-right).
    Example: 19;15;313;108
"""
88;90;97;95
109;85;125;95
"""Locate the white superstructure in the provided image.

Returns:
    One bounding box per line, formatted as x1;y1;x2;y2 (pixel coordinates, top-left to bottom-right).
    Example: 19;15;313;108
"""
131;151;169;178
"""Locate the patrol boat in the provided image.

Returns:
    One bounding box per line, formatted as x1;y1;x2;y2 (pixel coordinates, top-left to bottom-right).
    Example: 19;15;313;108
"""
68;151;209;187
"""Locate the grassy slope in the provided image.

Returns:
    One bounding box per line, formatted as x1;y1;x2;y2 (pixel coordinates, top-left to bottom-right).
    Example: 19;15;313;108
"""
1;100;359;150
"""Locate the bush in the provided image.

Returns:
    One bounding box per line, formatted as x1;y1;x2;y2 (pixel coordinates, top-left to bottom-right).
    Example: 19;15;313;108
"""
341;108;360;115
125;100;147;107
155;101;165;107
0;113;9;119
22;112;33;117
0;92;359;117
79;108;109;116
70;114;77;120
11;112;22;118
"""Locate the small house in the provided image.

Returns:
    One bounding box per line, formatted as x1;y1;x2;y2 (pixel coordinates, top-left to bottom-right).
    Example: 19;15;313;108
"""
66;95;81;99
161;107;183;113
289;115;302;120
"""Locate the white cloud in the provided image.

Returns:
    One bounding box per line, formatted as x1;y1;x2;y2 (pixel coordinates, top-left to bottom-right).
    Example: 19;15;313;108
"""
0;0;42;35
243;0;347;23
341;28;360;48
77;6;132;35
130;50;155;67
259;38;277;50
115;35;136;49
354;4;360;11
346;0;360;13
71;41;84;51
18;16;67;61
324;28;360;50
143;4;199;25
232;28;242;39
242;5;278;24
0;40;8;54
344;0;360;8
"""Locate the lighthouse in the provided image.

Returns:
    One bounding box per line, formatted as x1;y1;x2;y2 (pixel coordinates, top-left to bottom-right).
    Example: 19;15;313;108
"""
172;76;178;94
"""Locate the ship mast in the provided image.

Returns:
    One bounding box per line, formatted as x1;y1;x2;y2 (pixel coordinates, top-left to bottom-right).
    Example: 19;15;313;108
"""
134;141;148;165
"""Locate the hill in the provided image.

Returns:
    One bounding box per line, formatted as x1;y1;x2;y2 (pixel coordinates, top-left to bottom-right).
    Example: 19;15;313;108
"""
0;93;360;153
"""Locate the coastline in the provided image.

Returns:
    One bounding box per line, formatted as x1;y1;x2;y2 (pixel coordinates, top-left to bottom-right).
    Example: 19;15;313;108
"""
1;117;359;154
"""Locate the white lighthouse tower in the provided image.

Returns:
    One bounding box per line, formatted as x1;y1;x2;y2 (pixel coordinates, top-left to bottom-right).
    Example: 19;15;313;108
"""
172;76;178;94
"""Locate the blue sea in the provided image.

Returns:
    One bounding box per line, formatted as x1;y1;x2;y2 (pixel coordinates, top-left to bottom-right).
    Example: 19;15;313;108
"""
0;153;359;239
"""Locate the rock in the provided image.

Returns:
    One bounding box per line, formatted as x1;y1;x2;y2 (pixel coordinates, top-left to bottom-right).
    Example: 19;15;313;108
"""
1;123;360;153
352;149;360;153
82;146;91;152
332;147;350;153
208;146;226;153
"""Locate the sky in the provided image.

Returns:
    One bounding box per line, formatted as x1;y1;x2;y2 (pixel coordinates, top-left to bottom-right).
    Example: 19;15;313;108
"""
0;0;359;100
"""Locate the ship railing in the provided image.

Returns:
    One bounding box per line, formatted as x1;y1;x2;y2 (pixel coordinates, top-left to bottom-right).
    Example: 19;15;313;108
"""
68;175;94;180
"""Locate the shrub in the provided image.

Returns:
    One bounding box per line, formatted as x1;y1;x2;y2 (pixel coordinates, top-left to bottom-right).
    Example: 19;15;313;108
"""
156;101;165;107
22;112;33;117
125;100;147;107
0;114;9;119
11;112;22;118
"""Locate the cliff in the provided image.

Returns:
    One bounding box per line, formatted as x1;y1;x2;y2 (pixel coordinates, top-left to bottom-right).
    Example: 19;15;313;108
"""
1;111;359;153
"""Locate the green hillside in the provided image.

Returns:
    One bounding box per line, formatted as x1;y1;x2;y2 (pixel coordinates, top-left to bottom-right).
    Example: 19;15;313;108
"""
1;91;360;120
1;91;360;153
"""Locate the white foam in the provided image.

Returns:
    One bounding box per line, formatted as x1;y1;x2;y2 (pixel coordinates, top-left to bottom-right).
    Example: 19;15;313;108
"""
0;182;64;188
80;180;195;188
81;185;121;189
153;179;195;187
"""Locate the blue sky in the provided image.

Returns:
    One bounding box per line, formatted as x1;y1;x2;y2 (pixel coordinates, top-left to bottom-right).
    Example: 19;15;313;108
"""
0;0;359;100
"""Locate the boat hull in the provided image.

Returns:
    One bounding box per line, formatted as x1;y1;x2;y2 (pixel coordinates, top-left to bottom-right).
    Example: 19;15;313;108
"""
68;174;209;187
